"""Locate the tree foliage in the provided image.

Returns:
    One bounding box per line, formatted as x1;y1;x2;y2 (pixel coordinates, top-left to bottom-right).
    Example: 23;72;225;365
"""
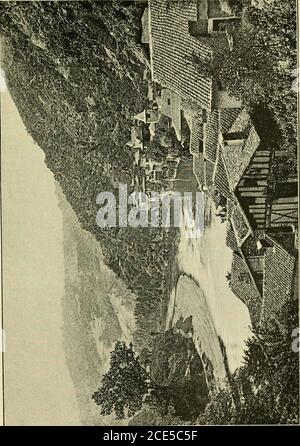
92;340;182;420
194;0;297;174
0;0;174;352
199;300;299;425
93;329;210;423
92;342;151;419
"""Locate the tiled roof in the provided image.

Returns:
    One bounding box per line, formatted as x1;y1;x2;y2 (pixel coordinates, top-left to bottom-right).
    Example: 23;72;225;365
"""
231;252;263;326
229;107;251;133
219;108;242;134
193;153;205;186
230;201;252;246
222;124;261;190
226;221;239;252
260;235;296;328
227;198;235;219
190;114;203;155
241;234;264;257
204;110;219;163
231;232;296;329
204;159;215;189
213;154;233;200
149;0;213;111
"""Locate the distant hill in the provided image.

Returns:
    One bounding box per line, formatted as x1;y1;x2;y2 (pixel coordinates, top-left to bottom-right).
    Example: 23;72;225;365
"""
57;183;136;425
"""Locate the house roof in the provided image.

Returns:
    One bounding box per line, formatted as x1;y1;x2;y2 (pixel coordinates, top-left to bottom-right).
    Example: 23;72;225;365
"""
230;231;297;329
149;0;213;111
213;153;233;200
219;108;243;134
217;108;259;192
134;110;147;122
201;108;260;203
226;221;239;252
226;198;253;250
204;110;219;163
222;124;261;190
230;200;252;246
204;107;246;163
190;114;203;155
204;159;215;189
230;106;251;132
193;153;205;186
231;252;263;326
260;235;296;328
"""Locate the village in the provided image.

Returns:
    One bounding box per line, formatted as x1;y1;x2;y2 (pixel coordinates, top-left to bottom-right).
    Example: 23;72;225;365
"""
0;0;297;427
127;0;298;330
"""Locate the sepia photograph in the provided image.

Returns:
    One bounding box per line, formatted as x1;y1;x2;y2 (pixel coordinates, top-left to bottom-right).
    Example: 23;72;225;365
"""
0;0;299;428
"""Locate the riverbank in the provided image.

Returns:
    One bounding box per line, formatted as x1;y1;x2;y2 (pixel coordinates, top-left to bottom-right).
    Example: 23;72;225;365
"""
167;275;228;392
166;196;252;384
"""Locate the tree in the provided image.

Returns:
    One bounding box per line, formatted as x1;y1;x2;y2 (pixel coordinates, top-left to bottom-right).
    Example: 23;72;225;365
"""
129;404;188;426
194;22;276;105
93;341;151;419
198;300;299;425
146;138;167;163
93;328;211;423
197;388;236;425
0;0;174;354
92;341;172;419
193;0;297;174
239;299;299;424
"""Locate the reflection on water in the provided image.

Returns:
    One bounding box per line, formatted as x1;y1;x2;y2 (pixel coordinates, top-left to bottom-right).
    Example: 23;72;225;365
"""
168;161;252;382
167;275;228;390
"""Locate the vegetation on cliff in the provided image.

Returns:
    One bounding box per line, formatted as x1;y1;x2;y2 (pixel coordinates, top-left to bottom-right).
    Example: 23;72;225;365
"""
0;0;172;351
93;327;209;423
198;300;299;425
93;301;299;425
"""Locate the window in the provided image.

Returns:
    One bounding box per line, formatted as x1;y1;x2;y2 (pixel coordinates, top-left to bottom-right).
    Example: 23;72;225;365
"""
213;19;227;32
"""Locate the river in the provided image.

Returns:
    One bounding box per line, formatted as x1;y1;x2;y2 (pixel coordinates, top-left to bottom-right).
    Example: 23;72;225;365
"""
166;161;252;388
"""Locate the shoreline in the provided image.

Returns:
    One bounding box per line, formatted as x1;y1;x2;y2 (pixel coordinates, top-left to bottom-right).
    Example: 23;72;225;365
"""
165;192;252;382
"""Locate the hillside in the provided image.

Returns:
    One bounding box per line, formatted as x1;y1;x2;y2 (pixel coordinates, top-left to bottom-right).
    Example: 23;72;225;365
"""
57;183;136;425
0;0;172;350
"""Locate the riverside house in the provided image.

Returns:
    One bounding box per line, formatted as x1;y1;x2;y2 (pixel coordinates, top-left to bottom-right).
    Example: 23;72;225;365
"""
140;0;298;328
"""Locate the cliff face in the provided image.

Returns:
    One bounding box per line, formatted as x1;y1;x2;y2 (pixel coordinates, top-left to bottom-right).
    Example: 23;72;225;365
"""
57;183;135;425
0;1;147;192
1;1;171;350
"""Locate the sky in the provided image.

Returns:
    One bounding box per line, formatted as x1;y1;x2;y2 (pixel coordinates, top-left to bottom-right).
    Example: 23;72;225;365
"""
1;91;81;426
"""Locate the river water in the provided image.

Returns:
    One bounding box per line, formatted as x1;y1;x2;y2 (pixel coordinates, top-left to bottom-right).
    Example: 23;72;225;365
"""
166;161;252;387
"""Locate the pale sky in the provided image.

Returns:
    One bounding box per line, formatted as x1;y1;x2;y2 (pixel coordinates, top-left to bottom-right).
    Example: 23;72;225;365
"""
1;91;81;425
